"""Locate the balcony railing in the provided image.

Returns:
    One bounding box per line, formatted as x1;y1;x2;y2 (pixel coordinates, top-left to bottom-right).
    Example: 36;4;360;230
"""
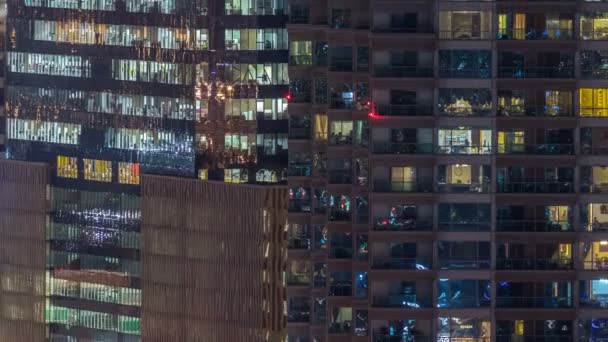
374;218;433;231
498;67;574;79
373;180;433;193
496;220;572;232
329;284;352;296
287;274;311;286
288;237;310;249
289;55;312;66
581;69;608;79
497;105;573;117
437;298;491;308
329;170;352;184
329;322;351;334
498;144;574;155
373;66;434;78
373;26;434;33
497;28;573;40
288;200;311;213
580;29;608;40
376;104;433;117
288;127;310;140
374;334;431;342
496;296;573;308
581;183;608;194
372;295;431;308
439;68;491;78
437;106;493;117
436;145;492;155
438;221;491;231
582;260;608;271
437;182;491;193
580;107;608;117
289;93;311;103
497;181;574;193
581;145;608;155
438;259;491;270
581;222;608;232
373;143;434;155
496;258;573;270
580;298;608;309
287;311;310;323
440;30;492;39
496;336;573;342
330;247;353;259
372;257;432;270
329;59;353;72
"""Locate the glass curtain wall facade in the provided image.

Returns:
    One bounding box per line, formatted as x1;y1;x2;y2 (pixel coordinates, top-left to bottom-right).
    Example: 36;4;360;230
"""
4;0;287;340
286;0;608;342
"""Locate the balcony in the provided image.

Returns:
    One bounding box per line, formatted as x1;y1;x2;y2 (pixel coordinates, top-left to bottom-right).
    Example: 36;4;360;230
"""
288;128;310;140
438;221;491;232
496;258;573;270
498;67;574;79
374;217;433;232
372;295;432;308
497;105;573;117
376;104;433;117
288;200;311;213
580;29;608;41
437;298;491;308
581;69;608;79
289;55;312;66
373;66;434;78
329;171;352;184
329;59;353;72
287;274;311;286
498;144;574;155
439;68;491;79
496;220;572;232
373;26;434;34
436;145;492;155
497;29;573;40
373;180;433;193
438;259;491;270
374;334;431;342
439;31;492;40
437;182;491;193
497;181;574;193
372;143;434;155
496;296;572;308
372;258;432;270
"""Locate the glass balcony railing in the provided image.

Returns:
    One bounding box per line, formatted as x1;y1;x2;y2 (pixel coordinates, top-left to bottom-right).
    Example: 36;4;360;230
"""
437;298;491;308
372;295;431;308
329;284;352;296
439;68;491;78
497;28;574;40
372;257;432;270
373;180;433;193
328;171;352;184
374;218;433;231
496;220;572;232
376;104;433;117
580;107;608;117
436;145;492;155
498;144;574;155
496;258;573;270
496;336;572;342
497;105;573;117
289;93;311;103
438;221;491;231
496;296;573;308
581;145;608;155
580;29;608;40
497;181;574;193
288;237;310;249
287;274;311;286
329;322;351;334
373;66;434;78
581;69;608;79
374;334;432;342
498;67;574;78
581;222;608;232
439;30;492;40
437;106;493;117
437;182;491;193
582;260;608;271
329;59;353;72
289;55;312;66
287;311;311;323
438;259;491;270
288;200;311;213
288;164;311;177
372;143;434;155
289;127;310;139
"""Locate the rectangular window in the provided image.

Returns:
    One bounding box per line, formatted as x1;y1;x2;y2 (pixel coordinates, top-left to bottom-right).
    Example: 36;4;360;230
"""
580;88;608;117
8;52;91;78
84;159;112;182
112;59;196;85
57;156;78;179
118;162;140;185
314;114;328;141
225;168;247;183
7;118;81;145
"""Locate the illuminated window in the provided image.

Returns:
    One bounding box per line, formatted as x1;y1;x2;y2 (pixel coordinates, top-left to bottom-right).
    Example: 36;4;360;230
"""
198;169;208;180
580;88;608;117
225;168;247;183
57;156;78;179
112;59;196;85
8;52;91;78
314;114;328;141
329;121;353;145
84;159;112;182
7;118;81;145
118;162;140;185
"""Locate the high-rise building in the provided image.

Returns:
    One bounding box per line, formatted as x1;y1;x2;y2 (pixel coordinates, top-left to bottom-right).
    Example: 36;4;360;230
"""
1;0;288;340
285;1;608;342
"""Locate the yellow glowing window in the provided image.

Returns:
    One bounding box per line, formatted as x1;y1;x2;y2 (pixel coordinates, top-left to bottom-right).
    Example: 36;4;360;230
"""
57;155;77;179
580;88;608;117
514;13;526;40
225;168;247;183
314;114;328;141
118;162;140;185
515;320;524;335
498;14;508;36
83;159;112;182
198;168;208;180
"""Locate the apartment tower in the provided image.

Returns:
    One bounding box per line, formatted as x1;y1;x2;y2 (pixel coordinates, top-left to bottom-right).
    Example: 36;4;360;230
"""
285;1;608;341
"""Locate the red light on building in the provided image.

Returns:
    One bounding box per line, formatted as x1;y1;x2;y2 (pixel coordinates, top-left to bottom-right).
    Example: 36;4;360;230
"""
285;93;293;102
